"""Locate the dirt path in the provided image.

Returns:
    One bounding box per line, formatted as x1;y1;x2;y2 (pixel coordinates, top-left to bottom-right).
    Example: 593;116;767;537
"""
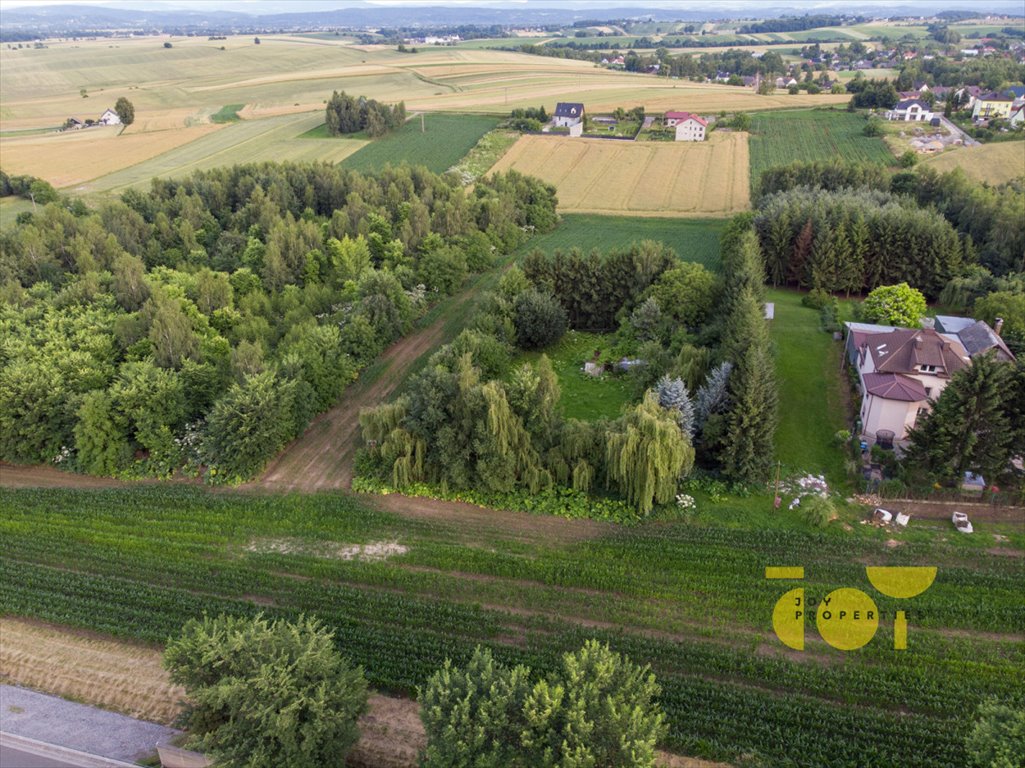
0;617;729;768
254;319;446;493
0;463;128;490
369;492;608;545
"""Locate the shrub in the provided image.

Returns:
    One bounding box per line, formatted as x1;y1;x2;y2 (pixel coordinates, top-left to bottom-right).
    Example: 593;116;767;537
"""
513;289;567;350
420;641;666;768
965;698;1025;768
802;288;830;310
164;614;368;768
800;495;835;527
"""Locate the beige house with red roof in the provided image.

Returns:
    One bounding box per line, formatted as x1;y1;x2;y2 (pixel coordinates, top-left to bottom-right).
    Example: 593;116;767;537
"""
665;111;706;141
846;325;969;445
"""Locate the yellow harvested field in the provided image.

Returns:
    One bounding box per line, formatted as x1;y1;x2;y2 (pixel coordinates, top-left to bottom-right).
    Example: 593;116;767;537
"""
0;123;223;188
923;142;1025;186
0;616;183;724
490;132;749;216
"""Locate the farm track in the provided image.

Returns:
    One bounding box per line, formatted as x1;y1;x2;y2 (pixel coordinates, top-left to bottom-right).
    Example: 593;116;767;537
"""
254;319;447;493
255;247;505;493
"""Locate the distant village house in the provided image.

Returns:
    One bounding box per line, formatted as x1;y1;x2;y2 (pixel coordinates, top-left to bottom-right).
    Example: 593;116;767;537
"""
98;108;122;126
886;99;933;122
552;102;585;127
664;111;706;141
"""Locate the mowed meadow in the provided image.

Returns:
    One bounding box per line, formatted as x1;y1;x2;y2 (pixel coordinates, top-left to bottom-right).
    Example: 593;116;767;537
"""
490;132;750;216
923;141;1025;186
1;33;846;195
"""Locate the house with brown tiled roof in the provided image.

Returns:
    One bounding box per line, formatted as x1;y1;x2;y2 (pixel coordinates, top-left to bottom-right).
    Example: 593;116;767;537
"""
844;318;1015;446
846;325;969;446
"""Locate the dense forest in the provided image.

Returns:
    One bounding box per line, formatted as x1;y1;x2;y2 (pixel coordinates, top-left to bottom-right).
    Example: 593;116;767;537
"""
0;162;558;481
756;160;1025;280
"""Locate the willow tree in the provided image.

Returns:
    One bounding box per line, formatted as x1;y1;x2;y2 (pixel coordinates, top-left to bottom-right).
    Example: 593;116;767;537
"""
606;393;694;515
359;399;425;488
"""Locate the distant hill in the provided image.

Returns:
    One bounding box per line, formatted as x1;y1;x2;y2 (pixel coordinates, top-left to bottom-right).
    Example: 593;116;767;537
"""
2;2;1023;35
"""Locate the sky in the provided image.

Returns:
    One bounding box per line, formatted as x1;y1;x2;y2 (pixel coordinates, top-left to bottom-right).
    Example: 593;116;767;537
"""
3;0;1022;11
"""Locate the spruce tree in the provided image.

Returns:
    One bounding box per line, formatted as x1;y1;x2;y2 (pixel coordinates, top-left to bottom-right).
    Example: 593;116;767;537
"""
808;226;837;291
843;212;869;296
655;375;695;437
790;219;814;287
719;343;779;484
906;353;1015;484
695;362;732;431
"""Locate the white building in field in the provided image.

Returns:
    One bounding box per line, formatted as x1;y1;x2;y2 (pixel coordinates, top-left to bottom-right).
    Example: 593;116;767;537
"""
886;99;933;122
552;102;584;127
98;108;121;125
665;111;706;141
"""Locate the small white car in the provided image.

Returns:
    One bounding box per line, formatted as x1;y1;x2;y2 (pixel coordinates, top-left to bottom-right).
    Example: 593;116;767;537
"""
952;511;973;534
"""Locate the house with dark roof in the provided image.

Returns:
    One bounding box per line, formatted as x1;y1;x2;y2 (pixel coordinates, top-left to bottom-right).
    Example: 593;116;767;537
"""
846;325;968;445
845;318;1014;446
934;316;1015;362
886;98;933;122
552;102;584;127
972;93;1015;120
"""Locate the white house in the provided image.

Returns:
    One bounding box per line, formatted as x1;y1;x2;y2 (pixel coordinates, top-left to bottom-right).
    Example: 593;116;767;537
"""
665;111;706;141
98;108;122;126
552;102;584;128
886;99;933;122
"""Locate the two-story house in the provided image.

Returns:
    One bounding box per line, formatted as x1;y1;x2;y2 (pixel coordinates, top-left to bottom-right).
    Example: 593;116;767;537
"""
845;318;1014;447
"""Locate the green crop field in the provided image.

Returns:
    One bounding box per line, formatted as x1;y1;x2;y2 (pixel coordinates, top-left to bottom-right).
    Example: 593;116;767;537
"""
525;214;726;270
514;331;634;421
77;113;366;197
341;113;499;174
1;485;1021;767
748;109;896;190
210;104;244;123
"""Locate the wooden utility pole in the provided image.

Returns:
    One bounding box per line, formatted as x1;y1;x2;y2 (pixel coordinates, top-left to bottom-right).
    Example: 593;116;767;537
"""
773;461;782;510
420;112;425;133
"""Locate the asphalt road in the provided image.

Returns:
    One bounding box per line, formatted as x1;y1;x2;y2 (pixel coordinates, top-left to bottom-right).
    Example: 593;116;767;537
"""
1;744;83;768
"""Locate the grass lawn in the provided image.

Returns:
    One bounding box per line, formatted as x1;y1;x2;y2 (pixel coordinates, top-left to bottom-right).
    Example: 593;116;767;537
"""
295;122;342;139
524;214;726;270
515;331;634;421
768;288;853;486
0;196;33;229
341;113;500;174
748;109;895;192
